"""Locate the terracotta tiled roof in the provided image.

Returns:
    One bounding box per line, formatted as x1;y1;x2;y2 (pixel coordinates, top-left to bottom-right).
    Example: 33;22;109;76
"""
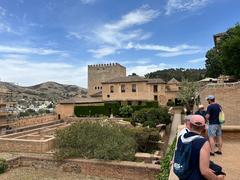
167;78;180;84
147;78;165;84
90;91;102;97
102;75;148;84
102;76;166;84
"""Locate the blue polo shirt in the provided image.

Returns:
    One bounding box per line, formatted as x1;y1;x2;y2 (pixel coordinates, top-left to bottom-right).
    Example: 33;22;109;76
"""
206;103;221;125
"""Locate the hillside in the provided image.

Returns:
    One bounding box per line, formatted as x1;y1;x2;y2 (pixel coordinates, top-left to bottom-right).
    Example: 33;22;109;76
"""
145;68;206;82
0;81;87;103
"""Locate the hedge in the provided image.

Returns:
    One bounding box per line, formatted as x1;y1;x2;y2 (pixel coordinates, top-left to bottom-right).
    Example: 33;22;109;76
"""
74;101;159;117
74;105;106;117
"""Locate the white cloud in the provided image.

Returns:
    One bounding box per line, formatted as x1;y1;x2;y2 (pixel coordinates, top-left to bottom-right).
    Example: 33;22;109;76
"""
121;58;151;65
0;23;12;33
165;0;210;15
187;57;205;63
126;42;203;57
67;32;85;40
80;0;96;4
0;45;67;56
88;5;203;58
126;42;201;52
104;5;159;31
0;6;6;17
89;5;159;58
0;57;87;87
0;6;21;34
88;47;117;58
128;63;173;76
157;49;202;57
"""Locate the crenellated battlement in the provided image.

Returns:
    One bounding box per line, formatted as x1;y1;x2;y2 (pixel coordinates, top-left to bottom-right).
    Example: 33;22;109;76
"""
88;63;124;68
88;62;126;96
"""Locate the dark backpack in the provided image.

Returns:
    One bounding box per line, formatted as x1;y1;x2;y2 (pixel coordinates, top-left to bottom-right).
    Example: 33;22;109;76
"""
173;135;202;179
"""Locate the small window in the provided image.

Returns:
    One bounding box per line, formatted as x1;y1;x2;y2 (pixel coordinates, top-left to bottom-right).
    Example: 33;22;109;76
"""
132;84;136;92
110;85;114;93
154;95;158;101
100;87;102;89
98;86;100;89
107;94;110;98
153;85;158;93
121;84;125;93
95;87;97;90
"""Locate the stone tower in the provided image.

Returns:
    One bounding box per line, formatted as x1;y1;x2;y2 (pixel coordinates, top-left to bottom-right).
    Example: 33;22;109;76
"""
88;63;126;96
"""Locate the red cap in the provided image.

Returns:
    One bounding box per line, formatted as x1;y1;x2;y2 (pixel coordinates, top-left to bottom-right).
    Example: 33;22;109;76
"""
190;115;206;127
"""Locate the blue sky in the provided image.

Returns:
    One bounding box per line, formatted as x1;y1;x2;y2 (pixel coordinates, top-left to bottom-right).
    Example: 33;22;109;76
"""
0;0;239;87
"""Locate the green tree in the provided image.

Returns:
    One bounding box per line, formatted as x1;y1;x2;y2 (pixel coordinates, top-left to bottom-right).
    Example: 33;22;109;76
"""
205;23;240;78
132;107;171;128
177;80;199;113
220;24;240;77
145;68;206;81
205;48;223;78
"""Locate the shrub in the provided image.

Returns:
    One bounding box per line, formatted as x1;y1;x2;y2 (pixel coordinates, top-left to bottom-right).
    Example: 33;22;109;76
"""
167;100;175;107
130;127;160;153
158;137;176;180
0;158;8;174
55;121;136;161
132;107;171;128
104;101;121;116
119;105;134;117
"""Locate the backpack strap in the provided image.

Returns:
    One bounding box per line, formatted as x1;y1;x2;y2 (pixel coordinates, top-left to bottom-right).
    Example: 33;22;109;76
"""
181;134;203;144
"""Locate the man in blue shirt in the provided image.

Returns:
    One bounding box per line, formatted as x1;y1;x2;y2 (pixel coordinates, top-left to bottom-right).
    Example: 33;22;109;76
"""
205;95;222;156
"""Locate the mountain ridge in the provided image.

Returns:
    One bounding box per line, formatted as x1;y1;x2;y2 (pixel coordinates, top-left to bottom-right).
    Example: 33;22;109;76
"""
0;81;87;103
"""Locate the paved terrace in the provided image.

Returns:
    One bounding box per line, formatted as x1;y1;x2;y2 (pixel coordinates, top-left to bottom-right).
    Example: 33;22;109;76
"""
169;125;240;180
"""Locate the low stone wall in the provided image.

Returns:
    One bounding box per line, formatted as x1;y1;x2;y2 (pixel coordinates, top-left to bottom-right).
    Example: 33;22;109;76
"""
0;136;55;153
11;114;57;128
199;82;240;125
6;156;160;180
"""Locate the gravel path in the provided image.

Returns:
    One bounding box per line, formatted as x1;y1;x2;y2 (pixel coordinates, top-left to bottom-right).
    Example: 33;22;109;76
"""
0;167;117;180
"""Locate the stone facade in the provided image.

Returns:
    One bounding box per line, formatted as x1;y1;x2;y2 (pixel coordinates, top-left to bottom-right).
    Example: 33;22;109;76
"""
88;63;126;96
102;77;180;106
55;64;180;118
199;82;240;125
55;104;75;119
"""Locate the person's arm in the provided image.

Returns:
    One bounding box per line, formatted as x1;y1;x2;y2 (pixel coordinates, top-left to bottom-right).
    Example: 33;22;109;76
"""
200;141;225;180
205;106;210;121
